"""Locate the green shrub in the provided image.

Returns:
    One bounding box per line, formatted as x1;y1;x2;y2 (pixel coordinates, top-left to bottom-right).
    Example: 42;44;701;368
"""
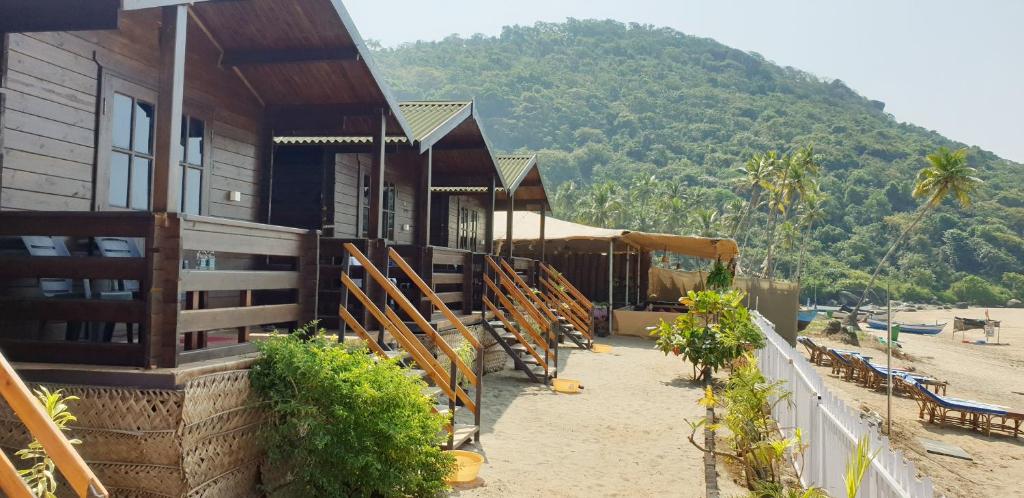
895;284;932;303
949;275;1011;306
651;289;765;381
250;330;455;498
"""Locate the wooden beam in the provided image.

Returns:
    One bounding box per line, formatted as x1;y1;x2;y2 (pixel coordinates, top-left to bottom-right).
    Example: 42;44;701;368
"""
432;175;493;188
152;5;187;213
367;109;385;239
540;209;546;262
0;0;119;32
505;189;514;259
415;147;432;246
485;176;495;254
121;0;228;10
0;34;7;207
222;47;359;66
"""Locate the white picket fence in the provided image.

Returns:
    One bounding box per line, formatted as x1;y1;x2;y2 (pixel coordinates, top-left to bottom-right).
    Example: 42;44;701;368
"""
752;312;933;498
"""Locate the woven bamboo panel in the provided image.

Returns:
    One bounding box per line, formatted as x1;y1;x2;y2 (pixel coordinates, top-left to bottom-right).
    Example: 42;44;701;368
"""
181;406;265;448
91;462;187;496
483;343;509;373
0;422;180;467
0;386;184;432
182;423;264;488
186;463;261;498
181;370;255;425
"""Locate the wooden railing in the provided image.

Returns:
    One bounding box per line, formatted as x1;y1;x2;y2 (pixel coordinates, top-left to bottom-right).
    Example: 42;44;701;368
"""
0;212;319;368
337;243;481;418
392;245;479;319
540;262;594;344
484;257;554;376
0;352;107;497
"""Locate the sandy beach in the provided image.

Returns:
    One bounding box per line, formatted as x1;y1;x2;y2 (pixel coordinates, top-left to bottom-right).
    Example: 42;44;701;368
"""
450;335;745;498
802;307;1024;498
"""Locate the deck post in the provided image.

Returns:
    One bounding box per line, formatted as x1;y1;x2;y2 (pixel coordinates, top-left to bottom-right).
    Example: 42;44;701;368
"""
367;109;386;239
416;147;432;246
462;251;474;315
0;34;7;204
625;246;630;306
485;175;496;255
539;208;546;263
152;5;187;213
608;239;614;333
504;190;515;259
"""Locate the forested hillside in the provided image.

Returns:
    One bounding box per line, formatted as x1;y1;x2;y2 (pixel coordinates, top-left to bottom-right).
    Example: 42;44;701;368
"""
374;19;1023;305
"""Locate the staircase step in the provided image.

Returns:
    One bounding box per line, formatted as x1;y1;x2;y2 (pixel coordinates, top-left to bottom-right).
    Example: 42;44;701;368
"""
422;386;443;400
499;333;518;343
404;368;429;380
509;344;528;355
521;356;543;366
384;350;409;361
487;320;506;329
451;424;477;449
434;404;458;418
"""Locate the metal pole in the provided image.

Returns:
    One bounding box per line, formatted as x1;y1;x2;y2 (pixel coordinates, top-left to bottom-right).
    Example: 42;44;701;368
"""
886;280;892;436
608;239;614;332
625;246;631;306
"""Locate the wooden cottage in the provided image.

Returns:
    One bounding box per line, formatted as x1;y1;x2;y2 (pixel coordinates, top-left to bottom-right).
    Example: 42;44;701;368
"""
0;1;594;495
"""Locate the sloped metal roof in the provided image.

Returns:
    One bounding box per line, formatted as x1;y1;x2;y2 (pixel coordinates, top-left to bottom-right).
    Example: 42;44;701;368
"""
273;136;407;145
398;101;473;146
496;154;538;191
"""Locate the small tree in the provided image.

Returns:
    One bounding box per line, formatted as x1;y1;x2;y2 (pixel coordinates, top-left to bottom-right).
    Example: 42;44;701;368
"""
16;388;81;498
651;289;765;381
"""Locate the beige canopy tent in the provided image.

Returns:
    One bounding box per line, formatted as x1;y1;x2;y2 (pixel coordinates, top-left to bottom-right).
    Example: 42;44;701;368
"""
493;211;739;261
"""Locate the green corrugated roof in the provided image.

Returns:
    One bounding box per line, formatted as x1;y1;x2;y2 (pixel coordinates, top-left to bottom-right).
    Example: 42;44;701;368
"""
398;101;472;144
496;154;537;191
431;186;506;193
274;136;407;145
273;101;472;149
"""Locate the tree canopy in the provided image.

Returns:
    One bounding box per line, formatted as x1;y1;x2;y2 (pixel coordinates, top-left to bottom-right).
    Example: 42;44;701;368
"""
374;19;1022;304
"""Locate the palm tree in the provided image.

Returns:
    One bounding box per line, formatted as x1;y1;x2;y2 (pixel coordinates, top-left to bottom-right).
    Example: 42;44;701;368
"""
761;146;820;279
691;208;721;237
731;152;776;241
848;147;982;324
794;191;827;285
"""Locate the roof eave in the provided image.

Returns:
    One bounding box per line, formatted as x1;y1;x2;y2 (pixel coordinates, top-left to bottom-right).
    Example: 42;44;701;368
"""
505;154;538;193
471;102;506;187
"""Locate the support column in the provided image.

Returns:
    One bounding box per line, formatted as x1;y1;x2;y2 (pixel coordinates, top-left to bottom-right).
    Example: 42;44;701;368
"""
367;109;386;239
415;147;432;246
625;246;630;306
485;176;496;254
539;208;546;262
504;189;515;259
152;5;187;213
608;239;614;333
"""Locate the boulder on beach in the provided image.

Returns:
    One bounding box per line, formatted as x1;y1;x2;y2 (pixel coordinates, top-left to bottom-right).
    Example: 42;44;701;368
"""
1008;299;1023;308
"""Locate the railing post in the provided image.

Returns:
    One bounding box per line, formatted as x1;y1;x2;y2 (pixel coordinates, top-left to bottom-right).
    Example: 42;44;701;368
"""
418;246;434;319
298;229;320;328
462;251;474;315
147;213;182;368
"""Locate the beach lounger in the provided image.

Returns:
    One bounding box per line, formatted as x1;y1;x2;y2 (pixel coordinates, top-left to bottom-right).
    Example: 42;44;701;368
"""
901;376;1023;437
825;349;857;381
853;357;947;394
797;336;827;365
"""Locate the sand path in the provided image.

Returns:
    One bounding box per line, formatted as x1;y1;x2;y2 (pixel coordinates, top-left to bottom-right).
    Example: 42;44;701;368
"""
450;335;742;497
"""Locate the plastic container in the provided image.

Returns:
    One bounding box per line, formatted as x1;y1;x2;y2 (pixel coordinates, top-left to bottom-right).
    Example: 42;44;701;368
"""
592;344;613;353
552;378;583;394
446;450;484;483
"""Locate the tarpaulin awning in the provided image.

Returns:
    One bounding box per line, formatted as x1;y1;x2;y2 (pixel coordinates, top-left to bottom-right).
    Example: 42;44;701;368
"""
494;211;739;261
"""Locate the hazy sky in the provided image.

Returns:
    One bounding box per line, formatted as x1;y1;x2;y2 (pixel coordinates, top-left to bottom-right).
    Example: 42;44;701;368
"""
346;1;1024;163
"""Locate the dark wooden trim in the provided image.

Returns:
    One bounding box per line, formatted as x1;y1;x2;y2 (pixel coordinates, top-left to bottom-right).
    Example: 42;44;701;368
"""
0;33;7;206
222;47;359;66
433;176;493;188
0;256;146;280
0;210;155;238
367;109;385;239
485;176;495;254
178;303;301;333
0;298;145;323
177;342;257;364
505;189;515;259
539;209;547;262
121;0;225;10
415;147;432;246
180;230;303;256
152;5;187;213
180;270;301;291
0;341;144;367
0;0;120;32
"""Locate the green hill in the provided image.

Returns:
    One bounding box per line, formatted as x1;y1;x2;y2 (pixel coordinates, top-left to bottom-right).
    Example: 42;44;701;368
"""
374;19;1023;305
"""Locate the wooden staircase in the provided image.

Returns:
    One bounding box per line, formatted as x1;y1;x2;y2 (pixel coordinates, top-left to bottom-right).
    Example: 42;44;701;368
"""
0;353;108;497
335;243;482;449
538;262;595;350
481;256;560;384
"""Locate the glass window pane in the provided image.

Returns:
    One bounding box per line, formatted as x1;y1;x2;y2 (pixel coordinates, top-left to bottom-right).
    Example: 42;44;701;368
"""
133;100;154;154
112;94;132;150
178;118;187;163
187;118;204;165
130;157;151;210
108;152;130;208
185;168;202;214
